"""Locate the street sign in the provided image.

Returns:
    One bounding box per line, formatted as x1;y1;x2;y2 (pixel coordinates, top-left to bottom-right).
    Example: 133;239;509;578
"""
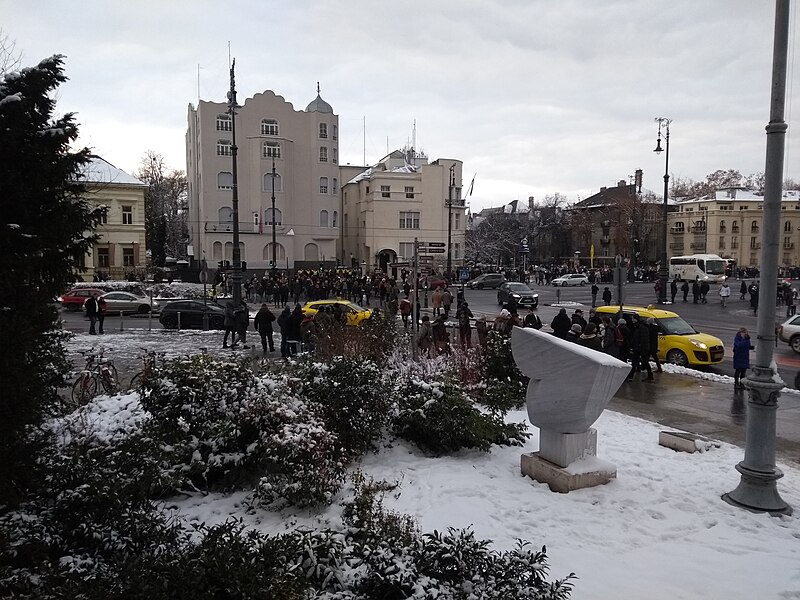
199;269;208;284
458;267;470;282
418;247;445;253
389;261;411;268
418;255;433;263
425;242;446;247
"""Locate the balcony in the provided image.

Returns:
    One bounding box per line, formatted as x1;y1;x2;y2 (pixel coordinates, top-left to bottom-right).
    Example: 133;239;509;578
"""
600;236;611;245
784;243;795;250
669;242;685;250
750;242;761;250
445;197;466;207
669;227;685;234
204;222;271;234
690;242;706;250
690;226;707;234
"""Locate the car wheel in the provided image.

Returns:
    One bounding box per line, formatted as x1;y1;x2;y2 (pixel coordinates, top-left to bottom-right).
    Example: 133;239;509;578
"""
476;283;484;290
791;335;800;354
580;281;586;286
137;304;150;314
210;317;224;329
162;315;178;329
666;349;689;367
563;282;569;287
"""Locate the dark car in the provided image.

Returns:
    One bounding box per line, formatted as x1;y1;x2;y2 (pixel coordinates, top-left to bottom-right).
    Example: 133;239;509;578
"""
60;288;104;311
497;282;539;308
466;273;506;290
159;300;226;330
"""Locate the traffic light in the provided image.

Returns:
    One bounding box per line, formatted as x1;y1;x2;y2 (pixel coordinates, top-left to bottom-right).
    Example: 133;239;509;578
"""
241;261;247;272
217;261;224;270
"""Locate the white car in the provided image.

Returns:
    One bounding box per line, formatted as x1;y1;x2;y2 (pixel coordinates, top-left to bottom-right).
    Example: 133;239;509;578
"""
777;315;800;353
551;273;589;287
85;291;159;314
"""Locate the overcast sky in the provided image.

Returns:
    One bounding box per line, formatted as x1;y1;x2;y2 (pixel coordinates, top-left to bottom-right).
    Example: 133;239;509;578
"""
5;1;799;210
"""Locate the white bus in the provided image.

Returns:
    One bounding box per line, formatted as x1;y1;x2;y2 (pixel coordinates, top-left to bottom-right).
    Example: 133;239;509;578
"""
669;254;727;283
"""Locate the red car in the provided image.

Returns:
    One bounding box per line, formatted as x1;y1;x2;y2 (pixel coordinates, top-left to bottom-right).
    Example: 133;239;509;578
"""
60;288;104;311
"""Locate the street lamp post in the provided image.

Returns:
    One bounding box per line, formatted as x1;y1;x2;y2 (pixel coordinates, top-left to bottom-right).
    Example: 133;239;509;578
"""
228;60;242;306
446;164;455;282
654;117;671;304
270;157;277;276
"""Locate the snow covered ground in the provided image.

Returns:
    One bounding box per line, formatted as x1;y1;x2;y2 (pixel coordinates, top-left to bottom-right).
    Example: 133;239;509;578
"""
66;329;800;598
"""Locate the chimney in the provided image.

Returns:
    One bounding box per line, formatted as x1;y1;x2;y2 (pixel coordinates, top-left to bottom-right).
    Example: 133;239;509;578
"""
618;180;626;188
600;186;607;192
528;196;535;211
635;169;643;193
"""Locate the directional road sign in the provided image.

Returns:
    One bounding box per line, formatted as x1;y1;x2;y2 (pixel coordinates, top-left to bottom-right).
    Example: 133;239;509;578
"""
389;262;411;268
419;247;446;253
426;242;446;247
418;255;434;263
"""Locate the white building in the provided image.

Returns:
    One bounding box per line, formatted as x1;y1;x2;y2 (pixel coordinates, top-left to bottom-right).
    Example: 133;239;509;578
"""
186;87;340;270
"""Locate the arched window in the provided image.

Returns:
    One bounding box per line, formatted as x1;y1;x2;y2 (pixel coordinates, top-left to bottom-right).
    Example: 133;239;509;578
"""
263;172;282;192
217;171;233;190
218;207;233;225
732;220;740;233
216;114;232;131
261;119;278;136
785;220;793;232
319;210;329;227
332;148;338;164
262;141;281;158
304;243;319;261
332;210;338;227
751;220;759;233
674;221;684;232
216;139;232;155
332;178;338;194
319;146;328;162
212;241;222;260
224;242;233;261
319;123;328;139
320;177;328;194
263;242;286;262
265;208;282;226
719;220;726;233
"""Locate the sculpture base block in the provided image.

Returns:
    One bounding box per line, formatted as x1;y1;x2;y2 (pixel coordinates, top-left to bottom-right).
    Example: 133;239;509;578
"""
521;452;616;494
539;428;597;468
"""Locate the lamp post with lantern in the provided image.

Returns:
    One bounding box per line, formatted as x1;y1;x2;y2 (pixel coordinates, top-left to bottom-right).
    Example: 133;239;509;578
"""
653;117;671;304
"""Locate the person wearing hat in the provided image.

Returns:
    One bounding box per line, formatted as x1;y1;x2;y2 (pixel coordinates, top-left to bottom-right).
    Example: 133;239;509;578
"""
615;317;631;364
571;309;588;331
578;322;603;351
588;308;602;328
566;322;583;343
550;307;571;339
253;303;276;354
523;305;542;330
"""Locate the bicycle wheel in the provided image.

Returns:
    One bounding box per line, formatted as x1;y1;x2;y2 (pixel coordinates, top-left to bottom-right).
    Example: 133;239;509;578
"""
101;364;119;393
129;371;143;390
71;375;97;405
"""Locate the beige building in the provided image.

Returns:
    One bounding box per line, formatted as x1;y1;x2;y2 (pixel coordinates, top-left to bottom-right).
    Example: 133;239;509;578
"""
186;88;340;269
341;149;465;276
667;188;800;267
80;156;147;281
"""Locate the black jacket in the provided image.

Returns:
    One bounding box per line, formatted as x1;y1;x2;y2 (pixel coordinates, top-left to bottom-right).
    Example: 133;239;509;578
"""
254;307;275;333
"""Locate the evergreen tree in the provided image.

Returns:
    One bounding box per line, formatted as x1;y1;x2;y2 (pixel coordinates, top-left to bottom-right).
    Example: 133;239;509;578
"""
0;54;102;504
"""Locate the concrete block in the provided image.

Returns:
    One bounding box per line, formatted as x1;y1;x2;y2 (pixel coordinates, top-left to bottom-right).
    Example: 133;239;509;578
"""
539;428;597;468
520;452;616;494
659;431;721;454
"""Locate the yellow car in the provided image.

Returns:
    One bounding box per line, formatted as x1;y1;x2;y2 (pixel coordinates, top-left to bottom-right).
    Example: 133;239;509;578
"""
301;299;372;326
595;305;724;367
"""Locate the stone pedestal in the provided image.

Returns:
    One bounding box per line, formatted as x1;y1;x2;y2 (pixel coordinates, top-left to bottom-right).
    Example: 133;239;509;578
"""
539;428;597;468
521;452;616;494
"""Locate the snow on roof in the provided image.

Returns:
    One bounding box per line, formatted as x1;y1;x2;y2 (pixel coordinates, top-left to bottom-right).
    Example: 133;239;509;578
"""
346;162;420;185
79;156;145;187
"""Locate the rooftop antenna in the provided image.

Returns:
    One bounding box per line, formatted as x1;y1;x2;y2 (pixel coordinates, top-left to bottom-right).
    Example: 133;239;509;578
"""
317;81;320;95
412;119;417;165
363;115;366;166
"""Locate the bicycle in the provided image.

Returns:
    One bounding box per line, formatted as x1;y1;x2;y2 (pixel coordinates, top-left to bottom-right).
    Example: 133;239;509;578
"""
128;348;163;390
71;348;118;405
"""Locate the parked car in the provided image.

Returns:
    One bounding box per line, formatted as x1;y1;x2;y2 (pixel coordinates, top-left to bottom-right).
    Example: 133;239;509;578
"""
777;315;800;353
595;305;725;367
497;282;539;308
88;291;159;314
60;288;104;311
159;300;226;329
466;273;506;290
551;273;589;287
301;299;372;326
423;275;448;290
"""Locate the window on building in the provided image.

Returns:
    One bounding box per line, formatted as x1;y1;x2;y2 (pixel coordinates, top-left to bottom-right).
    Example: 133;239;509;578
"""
731;237;738;249
263;242;286;262
673;221;684;232
97;247;109;268
217;171;233;189
750;237;759;249
455;213;461;230
784;237;793;249
320;210;329;227
454;243;461;259
399;242;414;260
732;221;739;233
263;172;282;192
719;237;726;250
216;114;232;131
320;177;328;194
381;185;391;198
265;208;282;226
333;124;338;140
719;220;726;233
332;211;338;227
332;148;338;164
365;185;370;194
399;211;420;229
261;119;278;136
785;220;793;232
122;247;135;267
218;206;233;226
740;205;748;210
217;139;232;155
122;206;133;225
319;146;328;162
319;123;328;139
262;141;281;158
344;214;348;229
332;178;338;194
405;186;414;199
99;209;107;225
751;220;759;233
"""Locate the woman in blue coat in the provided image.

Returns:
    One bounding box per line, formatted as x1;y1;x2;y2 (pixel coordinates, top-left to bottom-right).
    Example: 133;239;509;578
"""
732;327;754;389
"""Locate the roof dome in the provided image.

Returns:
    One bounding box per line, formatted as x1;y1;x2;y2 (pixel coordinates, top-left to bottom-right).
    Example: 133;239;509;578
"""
305;82;333;113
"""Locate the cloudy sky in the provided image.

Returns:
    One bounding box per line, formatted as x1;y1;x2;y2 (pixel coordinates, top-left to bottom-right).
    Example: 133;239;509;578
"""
5;1;799;210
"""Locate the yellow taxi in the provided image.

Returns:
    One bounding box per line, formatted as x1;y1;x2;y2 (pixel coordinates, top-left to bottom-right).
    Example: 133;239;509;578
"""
301;299;372;326
595;304;724;367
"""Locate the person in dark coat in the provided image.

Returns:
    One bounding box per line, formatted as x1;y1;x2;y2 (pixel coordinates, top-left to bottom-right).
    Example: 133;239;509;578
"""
628;318;653;381
692;279;700;304
277;306;291;358
616;318;632;364
578;322;603;351
740;280;748;300
84;293;99;335
288;304;304;356
234;301;250;348
749;283;759;316
571;309;588;331
96;294;107;335
253;303;276;353
223;301;237;348
699;281;710;304
602;287;612;306
647;317;663;373
550;308;571;339
590;283;599;308
681;280;690;302
566;323;583;343
670;279;678;304
732;327;754;389
523;306;542;329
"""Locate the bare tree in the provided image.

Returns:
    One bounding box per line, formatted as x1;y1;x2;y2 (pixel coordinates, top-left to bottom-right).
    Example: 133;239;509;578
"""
0;29;22;75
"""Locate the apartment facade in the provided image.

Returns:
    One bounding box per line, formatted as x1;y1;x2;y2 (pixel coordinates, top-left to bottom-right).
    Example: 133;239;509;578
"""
341;149;465;276
667;188;800;267
80;156;148;281
186;89;340;270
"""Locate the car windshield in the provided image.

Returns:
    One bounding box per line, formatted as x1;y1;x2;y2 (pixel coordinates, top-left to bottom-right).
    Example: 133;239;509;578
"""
506;283;529;291
704;259;725;275
657;316;697;335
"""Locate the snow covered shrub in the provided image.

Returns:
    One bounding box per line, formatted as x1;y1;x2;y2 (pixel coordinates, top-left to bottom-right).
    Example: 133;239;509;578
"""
314;309;399;364
393;378;529;455
341;470;418;545
478;330;529;413
290;356;391;459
